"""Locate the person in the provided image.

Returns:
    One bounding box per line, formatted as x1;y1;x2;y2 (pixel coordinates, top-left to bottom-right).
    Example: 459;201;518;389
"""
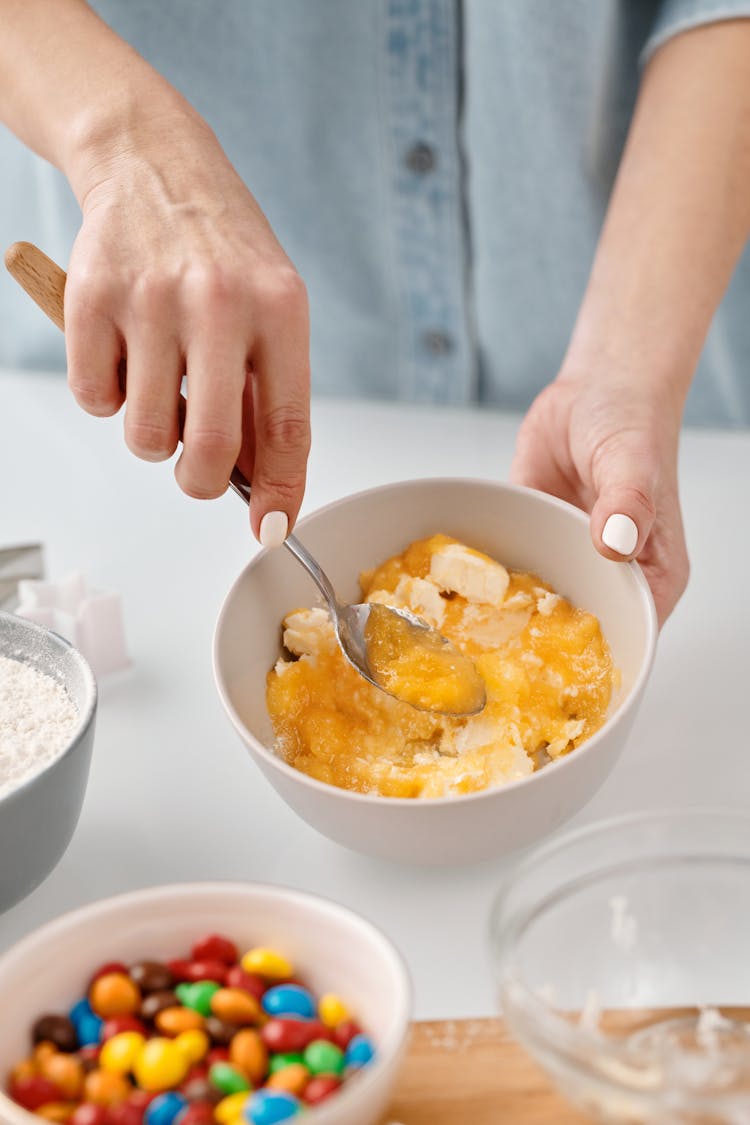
1;1;749;629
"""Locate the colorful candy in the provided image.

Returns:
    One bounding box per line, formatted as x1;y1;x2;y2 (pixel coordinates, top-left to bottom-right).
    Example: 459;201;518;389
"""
245;1089;300;1124
261;986;315;1021
6;933;376;1122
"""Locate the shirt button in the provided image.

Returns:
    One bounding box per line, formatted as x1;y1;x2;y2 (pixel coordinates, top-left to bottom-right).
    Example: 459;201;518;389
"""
422;330;454;356
405;141;437;174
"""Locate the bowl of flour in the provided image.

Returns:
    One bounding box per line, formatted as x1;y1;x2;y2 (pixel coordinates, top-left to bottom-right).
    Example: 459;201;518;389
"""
0;611;96;912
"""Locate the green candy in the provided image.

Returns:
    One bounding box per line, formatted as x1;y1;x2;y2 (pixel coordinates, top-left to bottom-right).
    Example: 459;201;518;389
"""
303;1039;345;1076
269;1052;306;1075
175;979;221;1016
209;1061;251;1095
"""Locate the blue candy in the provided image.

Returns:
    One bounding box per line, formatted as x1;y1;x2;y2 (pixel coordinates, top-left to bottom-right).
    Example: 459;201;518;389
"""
68;997;103;1047
261;983;316;1020
345;1033;375;1068
244;1090;301;1125
147;1092;189;1125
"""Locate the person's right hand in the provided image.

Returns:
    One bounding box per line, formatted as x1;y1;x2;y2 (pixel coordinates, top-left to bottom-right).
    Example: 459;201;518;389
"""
64;108;310;547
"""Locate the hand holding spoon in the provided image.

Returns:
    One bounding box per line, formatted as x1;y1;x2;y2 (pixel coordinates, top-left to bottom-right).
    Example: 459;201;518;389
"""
5;241;486;717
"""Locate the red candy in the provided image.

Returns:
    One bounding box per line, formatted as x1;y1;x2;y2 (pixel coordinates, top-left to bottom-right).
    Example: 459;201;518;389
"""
190;934;238;965
333;1020;361;1049
223;967;266;1001
89;962;129;986
304;1075;342;1105
183;960;229;985
10;1074;64;1110
165;959;192;982
105;1102;146;1125
174;1104;215;1125
168;958;229;984
101;1016;148;1041
205;1046;230;1066
70;1106;110;1125
261;1018;331;1053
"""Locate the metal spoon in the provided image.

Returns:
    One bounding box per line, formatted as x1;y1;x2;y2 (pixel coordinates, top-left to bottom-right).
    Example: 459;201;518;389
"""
5;240;486;716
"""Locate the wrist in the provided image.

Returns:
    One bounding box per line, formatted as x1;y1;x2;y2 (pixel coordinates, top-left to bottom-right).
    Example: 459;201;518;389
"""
61;80;211;207
560;268;698;413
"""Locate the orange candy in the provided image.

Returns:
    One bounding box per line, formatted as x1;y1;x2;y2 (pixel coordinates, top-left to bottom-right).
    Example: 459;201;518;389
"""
32;1042;58;1066
82;1068;132;1106
89;972;141;1018
155;1006;205;1036
267;1064;309;1096
38;1053;84;1100
35;1103;77;1123
228;1028;269;1084
210;988;261;1026
9;1058;37;1085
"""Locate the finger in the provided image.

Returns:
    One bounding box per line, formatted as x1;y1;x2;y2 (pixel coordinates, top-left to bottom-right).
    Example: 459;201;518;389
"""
248;273;311;545
589;433;659;560
64;273;125;417
510;412;584;509
122;314;183;463
174;334;247;499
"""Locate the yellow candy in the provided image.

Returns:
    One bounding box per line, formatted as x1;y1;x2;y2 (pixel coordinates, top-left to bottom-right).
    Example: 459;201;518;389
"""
174;1028;210;1064
318;993;349;1028
214;1092;251;1124
132;1037;189;1091
240;947;293;979
99;1032;146;1073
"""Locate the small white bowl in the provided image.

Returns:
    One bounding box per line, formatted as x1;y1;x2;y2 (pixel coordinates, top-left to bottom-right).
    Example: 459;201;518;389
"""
214;478;657;864
0;881;412;1125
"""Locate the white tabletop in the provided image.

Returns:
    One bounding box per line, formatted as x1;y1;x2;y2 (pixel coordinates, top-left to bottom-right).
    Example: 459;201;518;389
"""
1;368;749;1019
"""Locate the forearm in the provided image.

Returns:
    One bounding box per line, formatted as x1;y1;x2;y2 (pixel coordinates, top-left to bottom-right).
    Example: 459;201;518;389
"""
0;0;203;204
565;19;750;405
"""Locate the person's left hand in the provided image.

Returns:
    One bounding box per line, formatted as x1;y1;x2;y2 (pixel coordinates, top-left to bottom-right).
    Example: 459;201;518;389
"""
510;369;689;627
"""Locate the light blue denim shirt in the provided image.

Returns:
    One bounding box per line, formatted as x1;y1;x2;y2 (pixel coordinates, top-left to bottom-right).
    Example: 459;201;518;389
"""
1;0;750;425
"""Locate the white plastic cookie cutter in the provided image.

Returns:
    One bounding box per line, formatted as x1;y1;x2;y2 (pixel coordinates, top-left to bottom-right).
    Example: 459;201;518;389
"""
15;571;130;677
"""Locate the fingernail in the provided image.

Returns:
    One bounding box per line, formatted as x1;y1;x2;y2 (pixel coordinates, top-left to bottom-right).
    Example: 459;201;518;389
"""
602;513;638;556
259;510;289;548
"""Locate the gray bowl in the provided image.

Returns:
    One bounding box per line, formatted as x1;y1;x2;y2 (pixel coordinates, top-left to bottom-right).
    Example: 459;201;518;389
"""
0;612;97;912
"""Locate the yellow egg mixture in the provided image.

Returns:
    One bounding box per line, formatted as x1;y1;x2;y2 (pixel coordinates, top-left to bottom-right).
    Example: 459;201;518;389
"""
266;535;615;799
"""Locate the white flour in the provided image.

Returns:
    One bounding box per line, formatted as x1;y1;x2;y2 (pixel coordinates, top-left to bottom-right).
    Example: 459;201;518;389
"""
0;655;79;799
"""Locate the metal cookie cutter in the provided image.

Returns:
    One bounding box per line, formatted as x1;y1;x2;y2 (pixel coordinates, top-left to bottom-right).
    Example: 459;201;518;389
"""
0;543;45;611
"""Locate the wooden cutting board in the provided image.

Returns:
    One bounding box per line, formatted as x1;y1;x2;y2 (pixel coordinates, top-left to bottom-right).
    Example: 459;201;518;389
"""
383;1008;750;1122
382;1017;589;1123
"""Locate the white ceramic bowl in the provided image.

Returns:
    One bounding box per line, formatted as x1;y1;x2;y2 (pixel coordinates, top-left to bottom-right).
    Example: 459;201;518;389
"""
213;478;657;864
0;881;412;1125
0;611;97;912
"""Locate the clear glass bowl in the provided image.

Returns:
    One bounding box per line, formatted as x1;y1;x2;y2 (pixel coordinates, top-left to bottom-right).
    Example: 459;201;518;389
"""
490;809;750;1124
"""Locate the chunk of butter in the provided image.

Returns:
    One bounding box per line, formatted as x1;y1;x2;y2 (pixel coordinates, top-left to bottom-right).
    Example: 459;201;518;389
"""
430;543;509;605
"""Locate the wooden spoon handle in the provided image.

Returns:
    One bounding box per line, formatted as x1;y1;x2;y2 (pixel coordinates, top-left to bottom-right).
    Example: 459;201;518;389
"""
5;241;66;331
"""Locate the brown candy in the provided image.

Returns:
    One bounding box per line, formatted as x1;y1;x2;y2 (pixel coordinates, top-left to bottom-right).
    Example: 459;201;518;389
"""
32;1015;78;1053
129;961;174;994
180;1076;223;1105
204;1017;241;1046
140;990;179;1022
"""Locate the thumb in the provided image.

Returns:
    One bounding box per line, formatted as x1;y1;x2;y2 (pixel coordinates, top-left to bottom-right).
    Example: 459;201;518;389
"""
589;436;658;560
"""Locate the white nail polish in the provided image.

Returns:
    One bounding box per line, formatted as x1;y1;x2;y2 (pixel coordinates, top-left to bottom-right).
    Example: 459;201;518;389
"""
602;513;638;556
259;510;289;548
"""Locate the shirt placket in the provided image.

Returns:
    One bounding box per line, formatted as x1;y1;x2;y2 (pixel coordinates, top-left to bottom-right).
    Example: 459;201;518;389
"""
381;0;475;403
